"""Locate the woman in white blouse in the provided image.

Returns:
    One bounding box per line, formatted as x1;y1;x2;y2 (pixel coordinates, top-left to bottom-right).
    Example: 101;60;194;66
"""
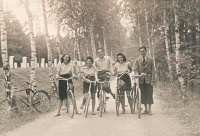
55;54;79;117
113;53;134;114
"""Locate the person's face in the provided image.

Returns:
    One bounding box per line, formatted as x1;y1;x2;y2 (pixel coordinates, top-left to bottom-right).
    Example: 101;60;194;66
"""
63;55;70;63
86;59;92;67
117;55;124;63
97;49;104;58
140;48;147;57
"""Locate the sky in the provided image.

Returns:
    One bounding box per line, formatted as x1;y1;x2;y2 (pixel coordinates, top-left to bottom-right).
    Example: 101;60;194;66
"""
3;0;58;36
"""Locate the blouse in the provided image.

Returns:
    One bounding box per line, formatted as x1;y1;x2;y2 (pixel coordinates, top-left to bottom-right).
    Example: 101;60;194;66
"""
57;63;74;76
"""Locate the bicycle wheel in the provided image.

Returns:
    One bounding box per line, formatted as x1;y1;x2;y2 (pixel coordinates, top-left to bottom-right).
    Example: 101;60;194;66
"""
84;94;90;118
33;90;51;113
99;90;104;117
131;87;137;112
104;93;106;112
115;89;120;116
0;97;22;121
51;82;59;99
136;88;141;118
67;90;75;118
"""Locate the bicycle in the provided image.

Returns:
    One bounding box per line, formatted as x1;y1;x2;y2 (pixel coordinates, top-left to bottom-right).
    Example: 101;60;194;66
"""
84;80;96;118
131;73;146;119
115;72;129;116
0;82;23;121
57;76;76;118
97;80;111;117
0;81;51;121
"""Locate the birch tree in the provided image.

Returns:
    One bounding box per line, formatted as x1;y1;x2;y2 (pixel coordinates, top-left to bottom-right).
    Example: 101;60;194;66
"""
0;0;11;92
24;0;36;89
163;7;173;82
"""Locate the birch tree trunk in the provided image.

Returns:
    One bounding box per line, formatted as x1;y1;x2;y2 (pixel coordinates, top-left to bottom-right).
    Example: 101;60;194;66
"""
0;0;12;92
41;0;57;96
137;14;142;47
102;26;108;56
144;2;151;56
75;29;81;61
163;8;173;82
0;0;8;66
84;27;90;56
55;1;62;63
24;0;36;89
89;23;97;59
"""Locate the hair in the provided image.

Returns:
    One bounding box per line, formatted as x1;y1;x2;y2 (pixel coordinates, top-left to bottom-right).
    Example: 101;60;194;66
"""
61;54;71;63
85;56;94;64
139;46;147;51
117;53;126;62
96;48;104;53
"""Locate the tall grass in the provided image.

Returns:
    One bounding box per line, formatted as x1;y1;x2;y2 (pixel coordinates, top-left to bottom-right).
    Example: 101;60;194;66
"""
156;82;200;136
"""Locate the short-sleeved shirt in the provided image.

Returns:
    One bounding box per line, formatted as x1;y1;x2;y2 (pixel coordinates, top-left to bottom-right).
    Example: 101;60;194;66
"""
57;63;74;75
81;65;96;77
113;62;131;74
94;56;115;71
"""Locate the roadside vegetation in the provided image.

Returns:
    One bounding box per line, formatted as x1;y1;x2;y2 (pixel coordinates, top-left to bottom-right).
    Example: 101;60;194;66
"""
0;68;82;134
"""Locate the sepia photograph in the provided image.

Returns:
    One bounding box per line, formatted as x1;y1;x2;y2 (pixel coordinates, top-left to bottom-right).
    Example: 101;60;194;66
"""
0;0;200;135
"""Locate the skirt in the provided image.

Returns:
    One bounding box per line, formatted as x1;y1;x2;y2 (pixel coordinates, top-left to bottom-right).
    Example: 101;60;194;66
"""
139;82;154;104
83;76;97;94
118;74;132;91
58;74;73;100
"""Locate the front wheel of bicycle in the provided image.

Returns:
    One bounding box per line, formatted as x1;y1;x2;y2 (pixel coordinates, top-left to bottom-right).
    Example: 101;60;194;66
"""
0;97;23;121
99;90;104;117
115;89;120;116
84;94;90;118
136;88;141;118
67;90;75;118
33;90;51;113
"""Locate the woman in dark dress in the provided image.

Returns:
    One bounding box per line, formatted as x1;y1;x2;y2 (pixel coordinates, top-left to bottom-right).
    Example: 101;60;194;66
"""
55;54;79;116
113;53;134;114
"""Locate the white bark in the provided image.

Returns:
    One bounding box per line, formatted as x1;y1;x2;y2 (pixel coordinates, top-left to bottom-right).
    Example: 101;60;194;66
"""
55;1;62;62
89;23;97;59
164;8;173;82
102;27;108;56
0;0;8;66
75;29;81;61
24;0;36;89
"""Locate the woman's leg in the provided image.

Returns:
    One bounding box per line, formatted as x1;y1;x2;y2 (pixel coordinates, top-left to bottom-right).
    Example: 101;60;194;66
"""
120;91;125;114
55;99;63;116
126;91;134;114
91;92;96;115
80;93;87;109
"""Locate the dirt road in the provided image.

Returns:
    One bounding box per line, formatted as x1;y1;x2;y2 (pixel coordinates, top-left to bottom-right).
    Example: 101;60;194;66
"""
2;80;192;136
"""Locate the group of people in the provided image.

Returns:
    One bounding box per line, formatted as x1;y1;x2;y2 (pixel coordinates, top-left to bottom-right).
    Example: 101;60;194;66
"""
54;46;155;117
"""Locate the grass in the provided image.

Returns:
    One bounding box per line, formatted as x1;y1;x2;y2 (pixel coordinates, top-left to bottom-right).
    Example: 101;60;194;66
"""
0;68;83;135
156;82;200;136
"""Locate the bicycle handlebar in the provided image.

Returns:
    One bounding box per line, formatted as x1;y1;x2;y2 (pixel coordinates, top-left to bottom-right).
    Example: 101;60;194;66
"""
57;76;74;81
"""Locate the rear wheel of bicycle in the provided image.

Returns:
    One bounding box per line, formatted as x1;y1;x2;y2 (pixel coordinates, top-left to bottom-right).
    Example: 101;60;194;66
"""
100;90;104;117
33;90;51;113
0;97;23;121
84;94;90;118
136;88;141;118
67;90;75;118
115;89;120;116
104;93;106;112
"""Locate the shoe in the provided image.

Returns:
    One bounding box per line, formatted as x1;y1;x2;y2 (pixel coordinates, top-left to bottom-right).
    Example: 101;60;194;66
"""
142;110;148;115
54;113;61;117
111;93;115;99
97;106;100;111
148;111;153;115
80;105;83;109
131;110;135;114
105;97;109;101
